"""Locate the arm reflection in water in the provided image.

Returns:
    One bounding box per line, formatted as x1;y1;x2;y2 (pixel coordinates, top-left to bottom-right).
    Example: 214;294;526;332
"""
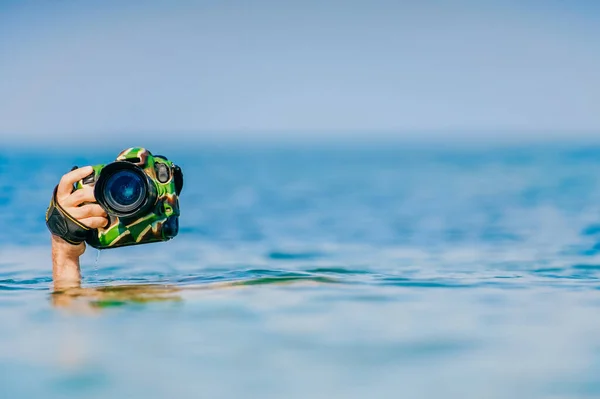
50;276;336;311
51;282;183;311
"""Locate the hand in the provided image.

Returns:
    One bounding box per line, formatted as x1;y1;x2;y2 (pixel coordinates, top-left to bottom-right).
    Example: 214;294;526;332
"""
56;166;108;230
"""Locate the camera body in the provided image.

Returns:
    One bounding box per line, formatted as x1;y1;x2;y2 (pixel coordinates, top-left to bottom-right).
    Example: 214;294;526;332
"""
75;147;183;249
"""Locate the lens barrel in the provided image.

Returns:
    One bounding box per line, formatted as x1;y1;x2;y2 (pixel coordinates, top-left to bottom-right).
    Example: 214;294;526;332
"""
94;162;157;218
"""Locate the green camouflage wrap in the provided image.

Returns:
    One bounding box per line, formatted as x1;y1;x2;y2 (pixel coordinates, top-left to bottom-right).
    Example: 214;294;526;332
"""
75;147;181;249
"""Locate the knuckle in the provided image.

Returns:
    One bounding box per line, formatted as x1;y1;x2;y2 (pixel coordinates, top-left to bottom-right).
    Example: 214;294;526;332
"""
71;190;83;201
86;187;97;200
93;217;108;228
92;205;104;216
78;206;91;218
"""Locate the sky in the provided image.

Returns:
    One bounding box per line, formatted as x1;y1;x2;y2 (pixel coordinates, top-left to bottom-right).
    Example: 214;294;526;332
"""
0;0;599;145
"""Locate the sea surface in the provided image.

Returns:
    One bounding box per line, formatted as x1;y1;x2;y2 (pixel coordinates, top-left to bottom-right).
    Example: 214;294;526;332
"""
3;143;600;398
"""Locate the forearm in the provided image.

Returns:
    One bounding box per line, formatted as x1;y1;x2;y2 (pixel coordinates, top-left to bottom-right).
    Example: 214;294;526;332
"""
51;235;84;289
48;165;109;290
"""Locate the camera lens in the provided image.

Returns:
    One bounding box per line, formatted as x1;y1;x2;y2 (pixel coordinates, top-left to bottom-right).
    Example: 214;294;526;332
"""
94;161;158;218
104;170;147;213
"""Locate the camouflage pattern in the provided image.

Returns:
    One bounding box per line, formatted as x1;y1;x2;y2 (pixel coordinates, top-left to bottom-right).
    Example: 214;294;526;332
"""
75;147;181;249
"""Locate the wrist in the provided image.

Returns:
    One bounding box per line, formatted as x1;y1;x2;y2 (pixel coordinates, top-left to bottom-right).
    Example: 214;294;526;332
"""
51;234;86;258
51;235;84;288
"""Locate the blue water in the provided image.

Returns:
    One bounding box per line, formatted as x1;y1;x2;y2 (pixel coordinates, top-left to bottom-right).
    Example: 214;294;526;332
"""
3;143;600;398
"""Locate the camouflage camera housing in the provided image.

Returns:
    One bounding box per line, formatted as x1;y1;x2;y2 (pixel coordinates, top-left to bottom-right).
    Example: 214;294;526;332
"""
75;147;183;249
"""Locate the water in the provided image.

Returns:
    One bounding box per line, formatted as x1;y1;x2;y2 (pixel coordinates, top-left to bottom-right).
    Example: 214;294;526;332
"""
3;143;600;398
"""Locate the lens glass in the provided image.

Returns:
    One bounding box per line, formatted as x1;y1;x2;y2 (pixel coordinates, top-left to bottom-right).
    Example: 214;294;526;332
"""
104;170;146;212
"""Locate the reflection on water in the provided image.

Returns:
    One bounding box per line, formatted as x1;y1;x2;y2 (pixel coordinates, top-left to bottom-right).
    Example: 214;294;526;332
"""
51;284;183;311
50;273;341;311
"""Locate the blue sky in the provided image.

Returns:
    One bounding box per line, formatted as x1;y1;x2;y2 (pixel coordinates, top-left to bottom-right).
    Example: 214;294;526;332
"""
1;0;599;145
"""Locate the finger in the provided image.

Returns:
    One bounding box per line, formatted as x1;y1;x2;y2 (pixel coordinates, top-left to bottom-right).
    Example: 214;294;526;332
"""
69;204;107;219
61;186;96;207
57;166;93;200
80;216;109;229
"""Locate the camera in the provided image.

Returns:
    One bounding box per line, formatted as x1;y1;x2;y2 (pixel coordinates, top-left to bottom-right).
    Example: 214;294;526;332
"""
76;147;183;249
